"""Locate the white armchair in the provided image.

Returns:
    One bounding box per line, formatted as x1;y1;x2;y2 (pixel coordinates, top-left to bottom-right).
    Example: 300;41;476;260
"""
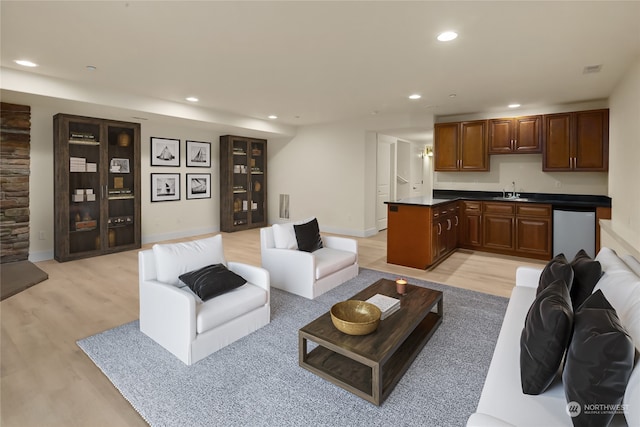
260;223;358;299
139;235;270;365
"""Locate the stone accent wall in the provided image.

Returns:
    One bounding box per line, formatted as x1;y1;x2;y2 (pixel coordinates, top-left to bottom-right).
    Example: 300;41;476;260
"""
1;103;31;263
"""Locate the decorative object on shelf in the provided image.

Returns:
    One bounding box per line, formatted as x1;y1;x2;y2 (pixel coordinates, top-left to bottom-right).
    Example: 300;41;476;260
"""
330;300;381;335
186;173;211;199
108;229;116;247
117;131;131;147
186;140;211;168
110;158;130;173
254;181;261;192
150;137;180;167
151;173;180;202
113;177;124;189
395;278;407;295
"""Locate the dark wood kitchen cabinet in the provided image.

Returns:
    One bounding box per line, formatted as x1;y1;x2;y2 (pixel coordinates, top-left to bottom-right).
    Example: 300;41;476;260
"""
489;115;542;154
483;202;515;251
434;121;489;171
543;109;609;171
515;204;552;258
460;201;483;248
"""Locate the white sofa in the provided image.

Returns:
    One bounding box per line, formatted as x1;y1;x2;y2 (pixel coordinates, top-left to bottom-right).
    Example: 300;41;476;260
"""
260;224;358;299
467;248;640;427
139;235;270;365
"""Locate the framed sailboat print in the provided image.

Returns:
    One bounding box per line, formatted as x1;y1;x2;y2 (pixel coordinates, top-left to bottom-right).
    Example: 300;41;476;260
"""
186;140;211;167
151;173;180;202
151;137;180;167
186;173;211;199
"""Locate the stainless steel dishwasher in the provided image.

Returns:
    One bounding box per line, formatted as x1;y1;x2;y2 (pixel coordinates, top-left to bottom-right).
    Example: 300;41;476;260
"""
553;207;596;259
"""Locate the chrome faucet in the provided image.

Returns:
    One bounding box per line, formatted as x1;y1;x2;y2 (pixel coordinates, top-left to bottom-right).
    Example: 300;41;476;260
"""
510;181;520;199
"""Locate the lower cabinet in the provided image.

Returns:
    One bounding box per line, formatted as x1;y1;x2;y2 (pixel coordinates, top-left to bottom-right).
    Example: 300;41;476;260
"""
461;201;552;260
515;204;552;258
461;201;483;248
387;201;459;269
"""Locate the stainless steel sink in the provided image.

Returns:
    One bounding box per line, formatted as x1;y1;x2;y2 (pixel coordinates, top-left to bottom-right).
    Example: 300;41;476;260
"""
492;197;529;202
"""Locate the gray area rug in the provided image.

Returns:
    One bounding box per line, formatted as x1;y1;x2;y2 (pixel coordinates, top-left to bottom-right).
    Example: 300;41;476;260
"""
77;268;508;427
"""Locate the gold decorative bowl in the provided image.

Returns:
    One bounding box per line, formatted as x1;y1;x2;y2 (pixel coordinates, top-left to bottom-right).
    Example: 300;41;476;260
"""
330;300;381;335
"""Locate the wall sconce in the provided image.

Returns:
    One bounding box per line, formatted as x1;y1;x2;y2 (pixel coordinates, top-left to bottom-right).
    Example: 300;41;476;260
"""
421;146;434;158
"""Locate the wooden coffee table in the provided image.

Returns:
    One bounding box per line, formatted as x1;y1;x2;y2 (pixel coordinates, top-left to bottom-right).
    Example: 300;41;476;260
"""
298;278;443;405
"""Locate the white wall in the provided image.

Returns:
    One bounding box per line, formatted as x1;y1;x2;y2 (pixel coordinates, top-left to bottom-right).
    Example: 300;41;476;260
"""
28;103;221;261
267;121;370;236
604;56;640;254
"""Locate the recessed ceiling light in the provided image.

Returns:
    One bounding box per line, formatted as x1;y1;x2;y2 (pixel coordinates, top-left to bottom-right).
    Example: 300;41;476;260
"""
583;64;602;74
409;94;422;100
508;103;521;108
185;97;199;102
15;59;38;67
86;65;97;71
437;31;458;42
449;93;457;98
268;115;278;119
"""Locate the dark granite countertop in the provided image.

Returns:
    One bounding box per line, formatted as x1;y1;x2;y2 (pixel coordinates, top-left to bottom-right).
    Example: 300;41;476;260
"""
385;190;611;209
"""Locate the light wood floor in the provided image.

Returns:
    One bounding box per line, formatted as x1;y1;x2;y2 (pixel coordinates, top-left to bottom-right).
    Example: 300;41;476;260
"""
0;229;545;427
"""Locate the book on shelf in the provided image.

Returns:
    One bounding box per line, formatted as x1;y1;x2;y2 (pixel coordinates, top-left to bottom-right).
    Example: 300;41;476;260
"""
366;294;401;320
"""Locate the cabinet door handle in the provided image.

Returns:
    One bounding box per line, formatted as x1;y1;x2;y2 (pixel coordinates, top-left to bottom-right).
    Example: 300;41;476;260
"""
455;215;459;226
447;219;451;231
438;223;442;235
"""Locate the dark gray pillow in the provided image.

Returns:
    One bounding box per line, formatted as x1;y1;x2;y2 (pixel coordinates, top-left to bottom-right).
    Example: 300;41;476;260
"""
569;249;603;310
294;218;323;252
179;264;246;301
520;279;573;395
537;253;574;294
563;290;634;427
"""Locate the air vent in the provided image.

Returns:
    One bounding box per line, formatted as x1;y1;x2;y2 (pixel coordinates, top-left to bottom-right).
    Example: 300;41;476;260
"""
583;64;602;74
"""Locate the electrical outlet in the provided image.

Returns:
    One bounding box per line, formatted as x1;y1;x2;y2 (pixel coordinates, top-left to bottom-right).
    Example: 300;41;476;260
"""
38;231;46;240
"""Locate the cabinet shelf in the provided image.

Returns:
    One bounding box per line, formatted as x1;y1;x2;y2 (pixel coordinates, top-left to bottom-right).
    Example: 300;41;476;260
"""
108;195;135;200
69;140;100;146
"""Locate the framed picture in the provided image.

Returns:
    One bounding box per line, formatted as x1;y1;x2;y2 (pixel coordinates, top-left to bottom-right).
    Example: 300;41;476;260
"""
151;137;180;167
186;173;211;199
186;140;211;168
109;158;130;173
151;173;180;202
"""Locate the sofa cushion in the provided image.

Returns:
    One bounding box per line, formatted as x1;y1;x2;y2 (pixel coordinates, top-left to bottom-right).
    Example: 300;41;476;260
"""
153;236;226;286
179;264;246;302
537;253;574;294
196;283;268;334
570;249;603;309
313;247;357;280
294;218;324;252
520;279;573;395
562;290;635;427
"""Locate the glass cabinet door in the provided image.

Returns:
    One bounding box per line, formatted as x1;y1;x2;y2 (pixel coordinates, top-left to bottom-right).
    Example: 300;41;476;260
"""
106;124;136;248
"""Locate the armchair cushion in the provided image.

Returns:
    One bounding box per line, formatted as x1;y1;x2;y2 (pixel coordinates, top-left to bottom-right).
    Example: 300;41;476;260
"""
196;283;268;333
152;236;226;286
272;223;298;249
179;264;246;302
314;247;358;279
294;218;324;252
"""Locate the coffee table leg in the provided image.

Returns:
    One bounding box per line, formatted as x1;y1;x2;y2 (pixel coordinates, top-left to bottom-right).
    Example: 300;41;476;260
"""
299;333;307;365
372;363;381;405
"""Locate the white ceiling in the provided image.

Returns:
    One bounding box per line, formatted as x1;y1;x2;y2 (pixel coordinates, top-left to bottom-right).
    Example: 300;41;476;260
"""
2;1;639;142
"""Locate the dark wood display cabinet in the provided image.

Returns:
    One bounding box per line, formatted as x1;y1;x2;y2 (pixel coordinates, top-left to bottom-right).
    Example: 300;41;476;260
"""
220;135;267;232
53;114;141;262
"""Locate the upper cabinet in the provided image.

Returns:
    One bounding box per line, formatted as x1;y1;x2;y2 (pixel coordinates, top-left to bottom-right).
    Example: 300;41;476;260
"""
543;109;609;171
434;120;489;172
488;115;542;154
